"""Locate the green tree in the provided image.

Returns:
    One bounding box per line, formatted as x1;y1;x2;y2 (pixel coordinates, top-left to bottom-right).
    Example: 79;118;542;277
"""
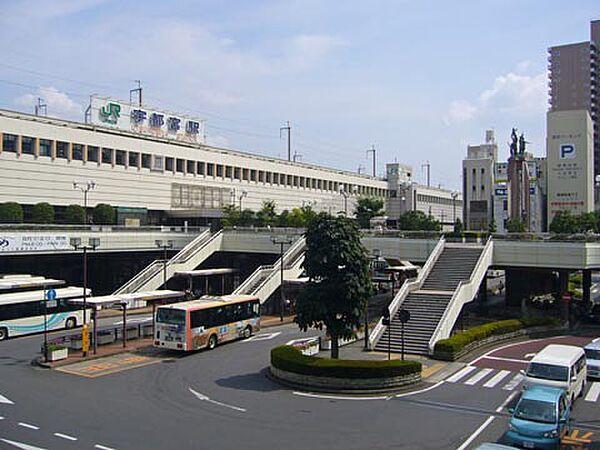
355;196;385;228
488;220;497;233
277;209;291;227
30;202;54;224
221;205;241;227
295;213;373;359
93;203;116;224
239;209;256;226
577;212;597;233
256;200;277;227
64;204;86;224
453;218;464;234
506;218;526;233
398;210;441;231
549;211;577;234
0;202;23;223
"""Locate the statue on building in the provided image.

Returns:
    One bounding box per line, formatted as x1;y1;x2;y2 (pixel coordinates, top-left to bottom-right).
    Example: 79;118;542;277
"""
509;128;518;157
518;132;528;156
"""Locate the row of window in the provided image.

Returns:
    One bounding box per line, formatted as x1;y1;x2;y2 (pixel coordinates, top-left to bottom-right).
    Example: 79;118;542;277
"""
189;300;260;329
1;133;386;197
0;299;80;321
416;194;460;206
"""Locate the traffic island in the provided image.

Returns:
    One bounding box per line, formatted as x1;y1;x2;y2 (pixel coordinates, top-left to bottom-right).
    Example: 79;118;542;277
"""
269;345;421;393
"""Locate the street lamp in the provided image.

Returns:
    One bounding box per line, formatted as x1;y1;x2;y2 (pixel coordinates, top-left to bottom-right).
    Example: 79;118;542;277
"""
155;240;174;288
239;190;248;210
271;236;293;321
73;180;96;224
451;191;459;224
70;236;99;356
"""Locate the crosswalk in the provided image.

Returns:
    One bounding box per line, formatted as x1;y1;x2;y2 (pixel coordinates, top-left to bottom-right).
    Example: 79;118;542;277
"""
446;366;600;402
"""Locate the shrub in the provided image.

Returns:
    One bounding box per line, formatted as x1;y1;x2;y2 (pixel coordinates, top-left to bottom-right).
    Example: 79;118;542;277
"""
93;203;115;224
64;204;86;224
434;317;560;355
30;202;55;224
271;345;421;379
0;202;23;223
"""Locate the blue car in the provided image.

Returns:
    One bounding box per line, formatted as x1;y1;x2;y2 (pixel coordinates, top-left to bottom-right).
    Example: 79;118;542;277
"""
505;386;570;449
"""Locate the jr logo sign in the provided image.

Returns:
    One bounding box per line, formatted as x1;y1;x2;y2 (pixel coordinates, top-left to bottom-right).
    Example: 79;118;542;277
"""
99;102;121;124
559;143;576;159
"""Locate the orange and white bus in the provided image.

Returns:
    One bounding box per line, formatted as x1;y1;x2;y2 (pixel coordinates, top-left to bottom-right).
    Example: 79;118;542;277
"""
154;295;260;351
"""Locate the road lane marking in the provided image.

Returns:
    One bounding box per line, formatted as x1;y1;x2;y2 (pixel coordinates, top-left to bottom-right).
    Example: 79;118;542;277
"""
464;368;493;385
0;438;47;450
479;355;529;364
0;416;4;420
95;445;118;450
455;415;495;450
446;366;476;383
53;433;77;441
496;391;518;412
502;374;523;391
244;332;281;342
585;382;600;402
524;352;536;359
0;394;14;405
189;387;246;412
18;422;39;430
483;370;511;388
395;380;446;398
293;391;390;401
468;335;570;365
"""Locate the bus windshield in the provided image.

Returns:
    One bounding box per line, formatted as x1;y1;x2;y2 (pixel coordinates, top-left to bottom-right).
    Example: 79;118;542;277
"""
156;309;186;326
526;363;568;382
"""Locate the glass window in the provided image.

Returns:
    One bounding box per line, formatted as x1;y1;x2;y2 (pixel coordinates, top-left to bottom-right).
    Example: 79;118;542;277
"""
115;150;126;166
2;134;17;152
176;159;185;173
165;157;174;171
87;146;99;162
21;136;35;155
72;144;84;161
514;399;556;424
129;152;139;167
526;363;569;382
56;141;69;159
101;148;113;164
243;169;249;181
225;166;233;178
250;170;257;182
156;308;186;325
197;162;205;175
152;155;164;171
141;153;151;169
39;139;52;157
216;165;223;177
186;160;196;174
585;348;600;361
207;164;214;176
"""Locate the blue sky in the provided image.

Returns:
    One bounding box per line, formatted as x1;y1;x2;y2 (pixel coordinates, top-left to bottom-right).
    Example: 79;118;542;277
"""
0;0;598;189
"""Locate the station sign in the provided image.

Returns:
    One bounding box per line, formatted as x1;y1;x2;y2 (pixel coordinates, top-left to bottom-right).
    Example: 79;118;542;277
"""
0;235;70;253
89;96;205;144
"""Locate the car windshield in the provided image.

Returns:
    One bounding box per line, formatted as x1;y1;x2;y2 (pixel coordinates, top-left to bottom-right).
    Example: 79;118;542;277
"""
156;308;186;325
585;349;600;361
514;398;557;424
526;363;569;381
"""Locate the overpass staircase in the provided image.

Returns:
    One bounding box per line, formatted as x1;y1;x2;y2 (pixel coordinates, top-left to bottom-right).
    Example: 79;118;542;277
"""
233;237;306;303
114;229;224;294
371;238;493;355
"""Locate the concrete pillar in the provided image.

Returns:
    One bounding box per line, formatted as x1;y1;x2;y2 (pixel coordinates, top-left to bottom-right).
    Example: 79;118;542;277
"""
557;270;569;299
16;135;22;157
583;269;592;306
480;274;488;303
34;137;40;158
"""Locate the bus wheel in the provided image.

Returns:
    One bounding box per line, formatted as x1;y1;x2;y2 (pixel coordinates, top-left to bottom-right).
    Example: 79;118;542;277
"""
0;328;7;341
243;326;252;339
207;335;217;350
65;318;77;329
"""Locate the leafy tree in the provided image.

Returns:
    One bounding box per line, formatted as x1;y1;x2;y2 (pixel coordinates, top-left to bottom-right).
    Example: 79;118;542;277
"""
295;213;373;358
93;203;116;224
506;218;526;233
64;204;86;224
549;211;577;234
488;220;497;233
355;196;385;228
453;218;464;234
30;202;54;224
578;212;597;233
239;209;256;226
0;202;23;223
299;204;317;227
221;204;240;227
277;209;291;227
397;210;441;231
256;200;277;226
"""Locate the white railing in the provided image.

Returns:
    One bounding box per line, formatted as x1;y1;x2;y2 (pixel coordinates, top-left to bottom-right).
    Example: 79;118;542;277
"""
170;229;213;263
368;236;445;349
427;238;494;353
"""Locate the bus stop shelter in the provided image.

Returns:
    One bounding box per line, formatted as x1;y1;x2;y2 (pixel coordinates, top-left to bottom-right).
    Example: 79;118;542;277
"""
0;277;65;292
173;268;238;295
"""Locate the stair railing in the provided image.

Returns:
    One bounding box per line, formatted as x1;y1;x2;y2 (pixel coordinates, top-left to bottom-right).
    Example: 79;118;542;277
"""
427;237;494;354
369;236;446;349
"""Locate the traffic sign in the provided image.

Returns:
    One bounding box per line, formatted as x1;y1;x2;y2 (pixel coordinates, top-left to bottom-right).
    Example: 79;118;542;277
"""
45;288;57;301
398;309;411;323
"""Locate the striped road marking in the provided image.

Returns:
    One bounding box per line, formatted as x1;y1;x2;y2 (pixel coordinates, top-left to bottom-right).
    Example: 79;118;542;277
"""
464;368;493;386
446;366;477;383
502;374;523;391
585;382;600;402
483;370;511;388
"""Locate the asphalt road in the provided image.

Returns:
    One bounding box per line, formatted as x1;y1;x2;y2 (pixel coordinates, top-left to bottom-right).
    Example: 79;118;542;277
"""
1;324;599;449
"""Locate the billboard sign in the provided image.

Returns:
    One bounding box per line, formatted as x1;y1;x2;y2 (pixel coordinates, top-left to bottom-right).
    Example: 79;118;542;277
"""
89;96;205;144
0;235;70;253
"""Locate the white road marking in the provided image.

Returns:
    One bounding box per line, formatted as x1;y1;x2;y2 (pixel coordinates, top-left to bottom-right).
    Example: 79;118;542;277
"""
502;374;523;391
464;368;493;386
455;415;495;450
496;391;518;412
483;370;511;388
0;394;14;405
467;335;570;366
0;438;47;450
446;365;477;383
286;337;319;345
395;380;446;398
95;445;118;450
585;382;600;402
54;433;77;441
479;355;529;364
593;337;600;343
292;391;391;401
189;387;246;412
17;422;39;430
0;416;4;420
244;332;281;342
524;352;536;359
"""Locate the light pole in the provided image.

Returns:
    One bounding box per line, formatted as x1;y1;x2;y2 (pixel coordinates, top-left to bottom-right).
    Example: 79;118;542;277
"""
73;180;96;224
271;236;293;321
451;191;459;224
239;190;248;210
155;240;174;289
70;236;100;356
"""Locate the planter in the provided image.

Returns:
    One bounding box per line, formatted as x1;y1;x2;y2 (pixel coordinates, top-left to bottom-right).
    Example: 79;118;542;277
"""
48;347;68;361
117;327;139;341
321;331;364;350
291;338;320;356
97;330;116;345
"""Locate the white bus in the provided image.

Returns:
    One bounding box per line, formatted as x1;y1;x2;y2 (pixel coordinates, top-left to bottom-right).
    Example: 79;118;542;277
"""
0;287;91;340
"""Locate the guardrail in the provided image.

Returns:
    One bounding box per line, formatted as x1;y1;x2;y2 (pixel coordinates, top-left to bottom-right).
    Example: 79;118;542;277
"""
427;237;494;354
368;236;445;349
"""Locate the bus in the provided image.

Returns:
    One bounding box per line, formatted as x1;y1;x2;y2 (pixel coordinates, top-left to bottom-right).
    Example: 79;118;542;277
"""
0;287;91;340
154;295;260;351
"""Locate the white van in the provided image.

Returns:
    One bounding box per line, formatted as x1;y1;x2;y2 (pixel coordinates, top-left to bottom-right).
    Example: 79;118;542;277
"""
522;344;587;404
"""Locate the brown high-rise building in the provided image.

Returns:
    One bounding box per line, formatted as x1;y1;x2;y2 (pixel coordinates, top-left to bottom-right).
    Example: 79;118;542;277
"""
548;20;599;177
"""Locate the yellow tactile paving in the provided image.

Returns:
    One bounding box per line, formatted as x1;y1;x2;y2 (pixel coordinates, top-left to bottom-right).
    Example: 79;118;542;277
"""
56;353;163;378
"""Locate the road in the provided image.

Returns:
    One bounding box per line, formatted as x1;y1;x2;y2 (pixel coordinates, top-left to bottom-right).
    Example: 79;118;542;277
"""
0;324;599;449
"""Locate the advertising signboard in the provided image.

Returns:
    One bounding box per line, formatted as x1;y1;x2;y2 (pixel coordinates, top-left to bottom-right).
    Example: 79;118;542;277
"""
0;235;70;253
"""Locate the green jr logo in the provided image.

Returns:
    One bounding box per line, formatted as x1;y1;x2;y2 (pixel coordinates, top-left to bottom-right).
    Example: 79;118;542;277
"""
99;102;121;124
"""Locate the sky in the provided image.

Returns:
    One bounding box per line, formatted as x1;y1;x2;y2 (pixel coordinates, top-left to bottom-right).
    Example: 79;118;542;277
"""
0;0;598;189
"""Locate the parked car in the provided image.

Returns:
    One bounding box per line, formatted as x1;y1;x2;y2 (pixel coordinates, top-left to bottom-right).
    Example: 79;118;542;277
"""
505;385;570;449
583;340;600;379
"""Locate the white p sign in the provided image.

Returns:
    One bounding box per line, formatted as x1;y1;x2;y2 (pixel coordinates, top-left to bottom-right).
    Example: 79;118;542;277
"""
560;143;575;159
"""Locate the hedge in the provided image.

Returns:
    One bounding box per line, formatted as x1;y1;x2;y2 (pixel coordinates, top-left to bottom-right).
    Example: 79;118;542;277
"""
434;317;561;354
271;345;421;379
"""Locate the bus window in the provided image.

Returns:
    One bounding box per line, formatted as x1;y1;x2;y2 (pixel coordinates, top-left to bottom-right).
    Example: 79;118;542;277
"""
156;308;186;326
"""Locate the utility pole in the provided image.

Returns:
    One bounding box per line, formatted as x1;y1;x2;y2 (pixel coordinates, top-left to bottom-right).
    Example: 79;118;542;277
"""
422;161;431;187
357;164;365;175
367;145;376;177
280;121;291;161
130;80;142;106
292;151;302;162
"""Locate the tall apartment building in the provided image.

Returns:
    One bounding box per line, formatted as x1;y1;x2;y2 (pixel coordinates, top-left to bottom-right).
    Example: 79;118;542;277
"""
548;20;599;177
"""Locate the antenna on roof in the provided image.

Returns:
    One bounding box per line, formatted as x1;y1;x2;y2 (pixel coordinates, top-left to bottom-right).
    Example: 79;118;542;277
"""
34;98;47;117
130;80;142;106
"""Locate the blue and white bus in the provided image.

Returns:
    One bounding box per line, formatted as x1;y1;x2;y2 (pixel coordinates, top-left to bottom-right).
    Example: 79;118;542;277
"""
0;287;91;340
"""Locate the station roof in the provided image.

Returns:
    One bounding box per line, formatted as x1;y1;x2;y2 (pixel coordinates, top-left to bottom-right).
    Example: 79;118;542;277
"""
68;290;185;308
173;268;237;277
0;277;65;291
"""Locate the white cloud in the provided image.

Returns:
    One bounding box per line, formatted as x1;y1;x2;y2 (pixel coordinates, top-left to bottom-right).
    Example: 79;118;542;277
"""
443;100;477;125
15;87;83;120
